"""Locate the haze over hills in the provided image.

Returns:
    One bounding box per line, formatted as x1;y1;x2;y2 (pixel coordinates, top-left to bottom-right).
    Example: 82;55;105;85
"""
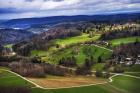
0;28;34;45
0;13;140;29
0;12;139;45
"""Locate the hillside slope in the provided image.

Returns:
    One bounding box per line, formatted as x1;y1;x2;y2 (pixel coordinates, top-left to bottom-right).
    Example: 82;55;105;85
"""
0;28;34;45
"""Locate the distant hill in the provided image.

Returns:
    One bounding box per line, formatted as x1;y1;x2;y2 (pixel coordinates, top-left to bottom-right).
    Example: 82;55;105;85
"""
0;13;140;29
0;28;34;45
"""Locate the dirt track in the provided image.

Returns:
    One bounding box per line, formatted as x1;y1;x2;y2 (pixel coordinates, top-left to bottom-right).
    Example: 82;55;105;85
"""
28;76;106;88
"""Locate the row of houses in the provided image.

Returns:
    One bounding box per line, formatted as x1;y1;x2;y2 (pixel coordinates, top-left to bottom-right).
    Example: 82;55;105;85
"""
118;55;140;65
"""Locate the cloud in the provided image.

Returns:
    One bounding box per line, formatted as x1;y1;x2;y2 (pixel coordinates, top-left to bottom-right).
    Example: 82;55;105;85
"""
0;0;140;19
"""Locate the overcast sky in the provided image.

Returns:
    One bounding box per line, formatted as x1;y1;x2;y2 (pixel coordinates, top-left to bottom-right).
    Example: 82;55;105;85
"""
0;0;140;19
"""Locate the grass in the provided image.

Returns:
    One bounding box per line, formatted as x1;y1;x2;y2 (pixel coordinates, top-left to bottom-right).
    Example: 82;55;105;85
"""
51;85;111;93
31;50;48;57
124;65;140;72
125;73;140;77
110;36;140;47
46;45;112;65
30;33;112;65
4;44;13;48
54;34;100;47
92;63;105;71
110;75;140;93
30;34;101;60
0;69;34;87
0;68;140;93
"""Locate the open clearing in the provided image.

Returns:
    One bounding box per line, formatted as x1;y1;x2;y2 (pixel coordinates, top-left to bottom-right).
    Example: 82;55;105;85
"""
1;68;140;93
28;75;106;88
4;44;13;48
43;45;112;65
110;36;140;47
0;68;34;87
110;75;140;93
124;64;140;72
54;34;100;47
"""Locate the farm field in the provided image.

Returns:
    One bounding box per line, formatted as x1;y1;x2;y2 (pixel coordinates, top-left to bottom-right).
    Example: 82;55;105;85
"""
54;33;101;47
0;2;140;93
125;72;140;77
31;50;48;57
0;68;140;93
110;36;140;47
43;45;112;65
124;65;140;72
28;75;106;88
0;68;34;87
110;75;140;93
4;44;13;48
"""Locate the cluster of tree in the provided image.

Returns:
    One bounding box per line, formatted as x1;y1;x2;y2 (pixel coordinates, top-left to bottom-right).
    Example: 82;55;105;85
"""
0;45;3;56
0;28;33;45
8;57;74;77
83;47;103;63
103;60;125;73
13;25;82;56
9;61;46;78
113;42;140;59
100;30;140;40
0;55;22;67
83;47;95;57
0;55;21;62
113;65;124;73
95;70;110;78
13;41;34;56
75;57;95;75
43;63;73;76
0;86;30;93
58;56;77;67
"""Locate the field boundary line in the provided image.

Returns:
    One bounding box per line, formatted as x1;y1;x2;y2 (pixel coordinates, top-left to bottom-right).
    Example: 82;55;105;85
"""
1;69;139;90
82;44;113;52
0;69;44;88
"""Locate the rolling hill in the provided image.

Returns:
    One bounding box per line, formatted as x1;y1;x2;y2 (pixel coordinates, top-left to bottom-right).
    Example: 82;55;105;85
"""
0;13;139;29
0;28;34;45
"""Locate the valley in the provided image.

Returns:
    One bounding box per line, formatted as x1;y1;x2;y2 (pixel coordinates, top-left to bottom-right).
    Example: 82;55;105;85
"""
0;13;140;93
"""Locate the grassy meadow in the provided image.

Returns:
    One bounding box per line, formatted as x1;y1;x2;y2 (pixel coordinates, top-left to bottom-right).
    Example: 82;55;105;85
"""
110;36;140;47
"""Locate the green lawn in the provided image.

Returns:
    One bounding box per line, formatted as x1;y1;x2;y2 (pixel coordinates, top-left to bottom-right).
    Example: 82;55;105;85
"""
125;73;140;77
54;34;100;47
110;75;140;93
4;44;13;48
0;68;139;93
30;34;101;59
110;37;140;47
31;50;48;57
124;65;140;72
0;69;34;87
92;63;105;71
46;45;112;65
51;85;111;93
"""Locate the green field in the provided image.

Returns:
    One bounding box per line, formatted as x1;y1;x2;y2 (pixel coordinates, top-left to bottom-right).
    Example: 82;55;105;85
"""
1;68;140;93
54;34;100;47
0;69;34;87
30;33;112;65
125;73;140;77
4;44;13;48
44;45;112;65
110;75;140;93
124;65;140;72
31;50;48;57
110;37;140;47
92;63;105;71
